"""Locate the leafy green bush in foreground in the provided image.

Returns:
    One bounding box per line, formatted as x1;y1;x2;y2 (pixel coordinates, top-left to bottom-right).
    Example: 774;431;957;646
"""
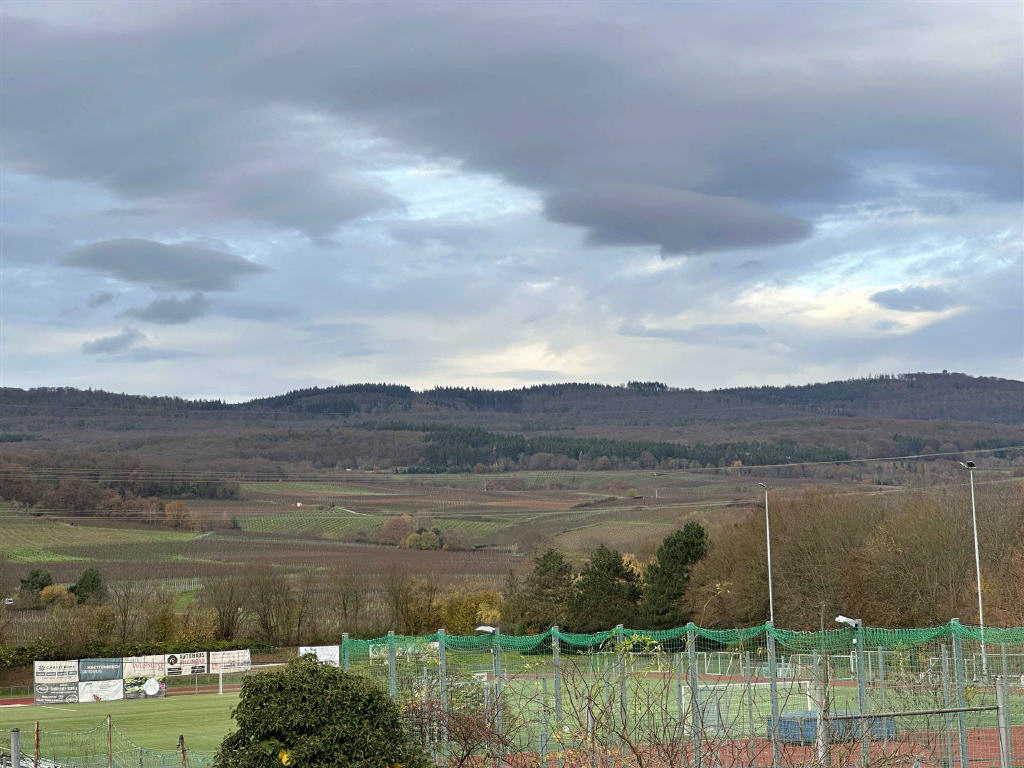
215;656;430;768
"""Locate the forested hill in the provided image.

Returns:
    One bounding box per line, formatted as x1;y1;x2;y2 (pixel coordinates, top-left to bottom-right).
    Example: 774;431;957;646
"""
2;372;1023;427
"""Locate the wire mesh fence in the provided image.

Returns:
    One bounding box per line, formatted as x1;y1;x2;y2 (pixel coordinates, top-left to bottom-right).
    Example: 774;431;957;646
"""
1;717;214;768
342;619;1024;767
6;620;1023;767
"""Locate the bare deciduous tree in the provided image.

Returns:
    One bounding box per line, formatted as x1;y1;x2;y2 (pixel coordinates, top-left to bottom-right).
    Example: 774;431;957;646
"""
201;575;247;640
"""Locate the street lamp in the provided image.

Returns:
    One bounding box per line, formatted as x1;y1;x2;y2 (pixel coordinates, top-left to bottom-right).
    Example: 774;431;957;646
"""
759;483;775;625
959;460;988;676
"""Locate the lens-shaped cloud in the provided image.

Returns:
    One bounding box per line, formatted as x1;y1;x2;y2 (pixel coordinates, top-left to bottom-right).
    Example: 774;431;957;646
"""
870;285;957;313
81;327;145;355
63;239;266;291
124;292;211;324
546;184;812;255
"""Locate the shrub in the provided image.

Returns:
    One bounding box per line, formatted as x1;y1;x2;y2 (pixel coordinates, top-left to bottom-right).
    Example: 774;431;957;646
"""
214;656;430;768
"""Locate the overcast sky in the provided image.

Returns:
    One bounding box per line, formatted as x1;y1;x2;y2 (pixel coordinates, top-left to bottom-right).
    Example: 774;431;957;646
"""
2;1;1021;400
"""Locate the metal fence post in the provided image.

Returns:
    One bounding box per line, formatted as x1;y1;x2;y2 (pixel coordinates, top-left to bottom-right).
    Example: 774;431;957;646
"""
767;625;782;768
942;644;955;768
951;621;970;768
854;623;869;768
744;651;756;763
387;630;397;700
437;629;448;707
540;675;550;766
616;623;627;731
492;629;504;757
341;632;350;672
552;626;563;729
995;676;1011;768
10;729;19;768
437;628;448;762
687;623;703;768
814;650;831;766
1000;644;1008;678
877;646;887;748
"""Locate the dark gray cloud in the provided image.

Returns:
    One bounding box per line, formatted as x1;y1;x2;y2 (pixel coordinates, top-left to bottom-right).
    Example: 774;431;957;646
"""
546;184;812;254
870;286;957;312
124;292;210;324
87;290;115;308
3;3;1019;254
81;327;144;355
63;239;266;291
1;3;1022;395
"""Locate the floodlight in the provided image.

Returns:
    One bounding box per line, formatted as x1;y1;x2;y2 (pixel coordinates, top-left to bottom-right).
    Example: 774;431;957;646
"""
476;625;497;634
835;615;860;628
959;461;976;470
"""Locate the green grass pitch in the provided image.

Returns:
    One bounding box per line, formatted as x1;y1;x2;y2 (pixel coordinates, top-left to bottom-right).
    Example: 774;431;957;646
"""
0;694;240;754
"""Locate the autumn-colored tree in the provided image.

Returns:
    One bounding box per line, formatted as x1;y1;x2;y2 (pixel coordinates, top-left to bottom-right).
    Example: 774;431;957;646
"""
378;514;413;545
439;587;502;635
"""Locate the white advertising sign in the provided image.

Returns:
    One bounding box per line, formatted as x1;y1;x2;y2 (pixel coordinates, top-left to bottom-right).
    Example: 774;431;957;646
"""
78;679;124;703
34;659;79;684
299;645;340;667
122;655;167;677
165;651;208;675
209;649;251;673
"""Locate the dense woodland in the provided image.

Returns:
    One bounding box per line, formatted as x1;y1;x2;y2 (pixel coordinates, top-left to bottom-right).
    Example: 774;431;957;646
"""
1;372;1023;665
0;373;1022;484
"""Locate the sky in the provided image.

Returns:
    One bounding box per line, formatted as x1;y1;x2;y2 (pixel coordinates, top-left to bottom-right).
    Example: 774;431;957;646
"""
1;1;1022;400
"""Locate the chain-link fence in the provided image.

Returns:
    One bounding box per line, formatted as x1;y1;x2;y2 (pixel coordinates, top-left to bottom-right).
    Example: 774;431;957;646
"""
6;620;1022;767
342;619;1024;767
1;717;214;768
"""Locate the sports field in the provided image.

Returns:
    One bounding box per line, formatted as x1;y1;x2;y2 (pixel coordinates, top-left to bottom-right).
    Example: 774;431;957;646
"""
0;694;240;753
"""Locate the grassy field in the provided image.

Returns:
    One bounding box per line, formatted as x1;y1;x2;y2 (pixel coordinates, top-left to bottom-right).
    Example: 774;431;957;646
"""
0;520;194;552
0;694;240;753
239;480;395;496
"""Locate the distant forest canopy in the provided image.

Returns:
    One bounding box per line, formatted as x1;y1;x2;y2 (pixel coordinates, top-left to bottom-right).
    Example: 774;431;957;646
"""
2;372;1023;423
415;426;850;472
1;373;1023;488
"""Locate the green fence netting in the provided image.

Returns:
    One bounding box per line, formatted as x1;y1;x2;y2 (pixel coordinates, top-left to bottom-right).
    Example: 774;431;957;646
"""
342;619;1024;658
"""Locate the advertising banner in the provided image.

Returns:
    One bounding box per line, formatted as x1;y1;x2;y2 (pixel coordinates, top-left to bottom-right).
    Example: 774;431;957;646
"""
34;659;79;684
79;658;123;681
299;645;340;667
209;649;251;673
124;676;166;699
34;681;79;705
78;679;124;703
122;655;166;677
165;651;208;676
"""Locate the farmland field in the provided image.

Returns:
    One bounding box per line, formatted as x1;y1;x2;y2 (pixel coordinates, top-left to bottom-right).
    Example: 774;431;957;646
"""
0;467;857;609
0;521;194;551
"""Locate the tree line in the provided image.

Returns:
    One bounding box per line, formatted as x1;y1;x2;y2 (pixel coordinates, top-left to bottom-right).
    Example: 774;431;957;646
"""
418;426;849;473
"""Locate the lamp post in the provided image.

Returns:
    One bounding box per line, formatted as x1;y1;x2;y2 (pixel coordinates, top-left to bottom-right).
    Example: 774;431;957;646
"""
959;461;988;676
759;483;775;625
